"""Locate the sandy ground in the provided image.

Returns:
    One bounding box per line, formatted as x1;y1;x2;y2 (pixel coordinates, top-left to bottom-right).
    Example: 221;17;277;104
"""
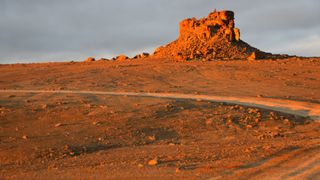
0;57;320;179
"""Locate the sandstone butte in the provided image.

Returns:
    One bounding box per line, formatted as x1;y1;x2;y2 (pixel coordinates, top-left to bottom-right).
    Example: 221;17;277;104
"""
153;10;287;61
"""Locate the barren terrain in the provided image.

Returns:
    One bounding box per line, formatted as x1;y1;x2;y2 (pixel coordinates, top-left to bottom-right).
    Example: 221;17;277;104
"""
1;57;320;179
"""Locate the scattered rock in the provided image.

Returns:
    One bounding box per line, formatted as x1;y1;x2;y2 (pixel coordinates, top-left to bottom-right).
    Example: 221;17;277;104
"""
22;135;28;140
258;131;282;140
247;108;259;114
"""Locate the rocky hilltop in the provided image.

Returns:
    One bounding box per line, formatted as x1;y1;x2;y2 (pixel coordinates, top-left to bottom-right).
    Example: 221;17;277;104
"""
153;10;276;61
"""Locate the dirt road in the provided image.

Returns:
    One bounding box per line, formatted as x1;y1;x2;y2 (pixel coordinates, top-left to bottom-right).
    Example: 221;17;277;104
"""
1;89;319;121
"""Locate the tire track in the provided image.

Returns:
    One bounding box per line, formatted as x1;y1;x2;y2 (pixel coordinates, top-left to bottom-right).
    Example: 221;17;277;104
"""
227;145;320;179
0;89;319;121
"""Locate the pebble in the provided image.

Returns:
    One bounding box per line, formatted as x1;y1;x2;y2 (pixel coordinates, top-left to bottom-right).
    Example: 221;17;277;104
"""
147;135;156;141
54;123;63;127
92;121;100;126
148;158;159;166
246;125;253;129
205;119;213;125
22;135;28;140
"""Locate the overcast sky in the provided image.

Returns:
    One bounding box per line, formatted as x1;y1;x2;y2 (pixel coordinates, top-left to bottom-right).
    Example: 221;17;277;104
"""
0;0;319;63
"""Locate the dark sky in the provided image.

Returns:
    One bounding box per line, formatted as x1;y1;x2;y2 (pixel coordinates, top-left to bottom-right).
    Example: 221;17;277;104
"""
1;0;319;63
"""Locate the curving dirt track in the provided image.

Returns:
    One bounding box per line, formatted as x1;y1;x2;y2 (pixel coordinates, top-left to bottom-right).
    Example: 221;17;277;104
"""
1;89;319;121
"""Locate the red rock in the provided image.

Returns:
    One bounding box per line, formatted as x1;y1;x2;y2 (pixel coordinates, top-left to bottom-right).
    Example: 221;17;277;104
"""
133;52;150;59
116;55;129;61
84;57;95;62
148;158;159;166
153;10;271;61
248;52;257;61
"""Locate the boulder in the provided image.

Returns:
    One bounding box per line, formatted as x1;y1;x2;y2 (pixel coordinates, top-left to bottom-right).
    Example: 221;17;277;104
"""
116;55;129;61
133;52;150;59
84;57;95;62
98;58;109;61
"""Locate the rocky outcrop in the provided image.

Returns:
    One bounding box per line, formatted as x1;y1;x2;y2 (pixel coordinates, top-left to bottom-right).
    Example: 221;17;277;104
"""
84;57;95;62
115;54;129;61
134;52;150;59
153;10;272;61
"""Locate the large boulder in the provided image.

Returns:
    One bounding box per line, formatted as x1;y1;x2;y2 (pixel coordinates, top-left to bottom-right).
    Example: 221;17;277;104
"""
116;54;129;61
84;57;95;62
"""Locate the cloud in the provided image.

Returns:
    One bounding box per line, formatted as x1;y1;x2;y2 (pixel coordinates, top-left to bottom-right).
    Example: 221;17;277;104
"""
0;0;319;63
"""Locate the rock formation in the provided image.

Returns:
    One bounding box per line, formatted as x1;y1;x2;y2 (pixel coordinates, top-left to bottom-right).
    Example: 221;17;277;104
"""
153;10;273;61
115;54;129;61
84;57;95;62
133;52;150;59
98;58;109;61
